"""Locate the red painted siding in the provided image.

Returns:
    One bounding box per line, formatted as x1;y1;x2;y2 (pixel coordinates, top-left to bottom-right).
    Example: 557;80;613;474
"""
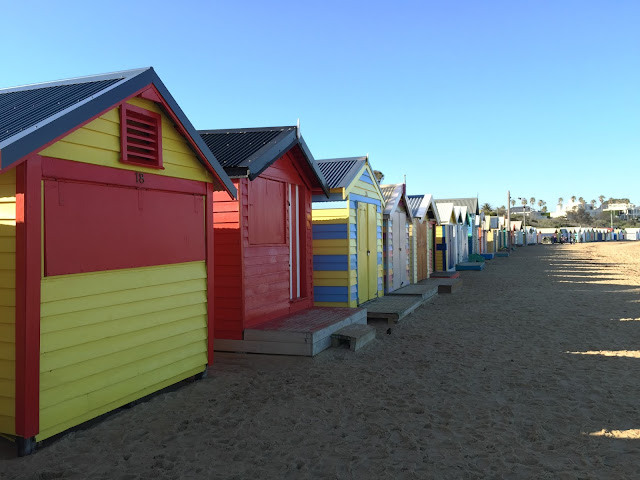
43;180;206;276
243;149;313;328
212;179;243;340
211;147;316;339
15;156;41;439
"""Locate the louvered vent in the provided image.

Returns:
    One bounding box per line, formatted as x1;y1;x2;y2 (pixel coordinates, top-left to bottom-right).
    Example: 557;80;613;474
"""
120;103;163;168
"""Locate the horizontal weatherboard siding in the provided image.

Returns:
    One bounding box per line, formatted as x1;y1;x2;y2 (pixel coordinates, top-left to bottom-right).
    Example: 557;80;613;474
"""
38;261;208;441
0;168;16;435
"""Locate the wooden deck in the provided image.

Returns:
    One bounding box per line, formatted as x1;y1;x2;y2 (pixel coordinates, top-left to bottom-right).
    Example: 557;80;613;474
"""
214;307;367;357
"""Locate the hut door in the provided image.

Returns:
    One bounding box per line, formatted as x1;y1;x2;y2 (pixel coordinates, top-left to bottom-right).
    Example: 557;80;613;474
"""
289;184;302;300
448;225;456;269
366;204;378;298
357;204;369;303
357;203;379;304
399;214;408;286
417;222;427;281
391;211;402;291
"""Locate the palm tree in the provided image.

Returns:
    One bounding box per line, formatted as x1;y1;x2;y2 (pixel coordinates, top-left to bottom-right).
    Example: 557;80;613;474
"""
538;199;544;210
558;197;564;209
571;195;577;203
530;197;535;208
590;199;596;208
598;195;605;205
579;197;585;205
481;202;492;214
372;170;384;183
510;199;516;208
521;198;528;206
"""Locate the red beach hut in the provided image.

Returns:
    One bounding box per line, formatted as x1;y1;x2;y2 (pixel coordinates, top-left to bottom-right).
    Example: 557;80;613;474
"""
199;127;330;341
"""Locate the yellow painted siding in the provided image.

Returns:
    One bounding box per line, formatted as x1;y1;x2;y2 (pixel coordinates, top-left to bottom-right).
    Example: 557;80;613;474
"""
38;261;208;441
312;208;349;221
39;98;213;184
0;168;16;435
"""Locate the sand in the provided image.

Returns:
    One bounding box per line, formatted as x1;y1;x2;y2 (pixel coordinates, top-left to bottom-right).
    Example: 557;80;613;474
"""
2;242;640;479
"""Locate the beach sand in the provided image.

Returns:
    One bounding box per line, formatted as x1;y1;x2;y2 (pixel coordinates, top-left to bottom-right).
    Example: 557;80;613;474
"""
2;242;640;479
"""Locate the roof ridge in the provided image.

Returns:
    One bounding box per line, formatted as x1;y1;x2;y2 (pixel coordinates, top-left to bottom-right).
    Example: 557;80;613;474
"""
316;156;367;163
198;126;296;134
0;67;150;94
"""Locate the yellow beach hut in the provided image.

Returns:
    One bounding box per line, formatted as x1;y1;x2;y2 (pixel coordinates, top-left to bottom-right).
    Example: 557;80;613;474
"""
311;156;384;306
0;68;236;455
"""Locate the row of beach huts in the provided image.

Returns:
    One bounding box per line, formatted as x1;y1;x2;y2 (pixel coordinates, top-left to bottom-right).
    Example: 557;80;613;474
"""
0;68;636;455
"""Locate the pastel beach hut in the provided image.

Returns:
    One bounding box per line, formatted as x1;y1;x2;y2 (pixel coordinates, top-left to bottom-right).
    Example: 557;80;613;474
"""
434;202;458;272
407;194;438;282
199;126;330;341
311;156;385;307
0;68;236;454
380;183;413;293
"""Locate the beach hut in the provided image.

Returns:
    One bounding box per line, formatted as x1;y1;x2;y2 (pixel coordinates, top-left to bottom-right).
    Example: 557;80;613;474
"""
626;228;640;240
407;194;439;282
437;198;480;255
434;202;458;272
310;156;384;306
199;126;329;340
0;68;236;454
380;184;414;293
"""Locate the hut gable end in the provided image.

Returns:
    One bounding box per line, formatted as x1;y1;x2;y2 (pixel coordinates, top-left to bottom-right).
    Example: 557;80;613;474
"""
40;97;213;184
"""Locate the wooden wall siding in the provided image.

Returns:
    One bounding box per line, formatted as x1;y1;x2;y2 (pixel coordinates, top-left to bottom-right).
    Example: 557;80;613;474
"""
409;222;418;284
243;151;313;327
312;169;384;307
382;216;393;294
39;97;213;184
213;179;243;340
435;226;446;272
312;206;351;307
38;261;207;441
0;168;16;435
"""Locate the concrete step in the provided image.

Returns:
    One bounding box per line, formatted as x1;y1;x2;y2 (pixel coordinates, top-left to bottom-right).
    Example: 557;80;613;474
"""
388;284;438;300
366;295;425;324
455;262;485;271
331;324;376;351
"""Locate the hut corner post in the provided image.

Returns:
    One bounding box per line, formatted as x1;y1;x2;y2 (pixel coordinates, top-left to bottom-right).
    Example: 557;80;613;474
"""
15;155;42;455
205;182;215;369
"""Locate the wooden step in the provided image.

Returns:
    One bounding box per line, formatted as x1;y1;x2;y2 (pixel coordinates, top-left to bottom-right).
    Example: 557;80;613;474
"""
331;324;376;351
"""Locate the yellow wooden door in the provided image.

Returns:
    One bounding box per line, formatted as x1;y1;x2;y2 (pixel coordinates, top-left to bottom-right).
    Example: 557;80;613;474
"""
357;204;369;304
367;203;378;298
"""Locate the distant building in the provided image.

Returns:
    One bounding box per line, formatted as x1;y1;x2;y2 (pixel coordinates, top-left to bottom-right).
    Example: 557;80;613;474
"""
549;200;596;218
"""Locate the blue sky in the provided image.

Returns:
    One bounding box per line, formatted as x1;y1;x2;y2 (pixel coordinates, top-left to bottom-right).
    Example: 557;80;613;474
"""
2;1;638;209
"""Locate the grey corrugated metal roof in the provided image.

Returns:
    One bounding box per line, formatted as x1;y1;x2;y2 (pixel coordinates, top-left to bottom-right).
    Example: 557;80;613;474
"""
407;195;424;218
380;183;413;221
436;197;479;215
198;126;329;196
0;67;236;197
199;127;293;169
0;78;122;143
316;156;366;189
380;184;397;205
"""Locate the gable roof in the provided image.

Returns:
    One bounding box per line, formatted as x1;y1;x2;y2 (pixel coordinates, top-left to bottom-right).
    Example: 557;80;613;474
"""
435;202;456;224
407;194;439;223
437;197;479;215
380;183;413;221
316;156;366;189
199;126;329;196
0;67;236;197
